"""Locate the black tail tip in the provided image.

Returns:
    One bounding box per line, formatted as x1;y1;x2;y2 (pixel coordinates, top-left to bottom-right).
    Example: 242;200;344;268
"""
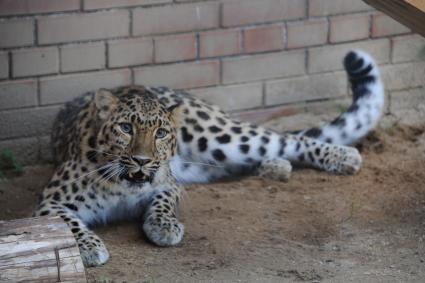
344;51;365;74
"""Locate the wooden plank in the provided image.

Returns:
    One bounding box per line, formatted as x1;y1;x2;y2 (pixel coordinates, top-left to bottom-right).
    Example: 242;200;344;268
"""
0;216;86;283
406;0;425;12
364;0;425;37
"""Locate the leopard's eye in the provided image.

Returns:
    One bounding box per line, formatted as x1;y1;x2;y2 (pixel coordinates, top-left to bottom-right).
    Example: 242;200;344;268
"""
119;123;133;134
155;128;168;139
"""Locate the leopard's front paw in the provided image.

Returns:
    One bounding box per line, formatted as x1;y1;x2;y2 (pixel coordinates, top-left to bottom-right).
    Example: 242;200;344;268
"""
78;238;110;267
143;217;184;246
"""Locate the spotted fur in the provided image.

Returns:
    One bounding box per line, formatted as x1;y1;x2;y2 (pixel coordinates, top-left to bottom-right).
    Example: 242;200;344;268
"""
35;86;184;267
36;50;383;266
156;50;381;183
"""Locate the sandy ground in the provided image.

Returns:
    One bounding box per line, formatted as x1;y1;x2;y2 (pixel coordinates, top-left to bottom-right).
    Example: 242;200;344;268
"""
1;121;425;282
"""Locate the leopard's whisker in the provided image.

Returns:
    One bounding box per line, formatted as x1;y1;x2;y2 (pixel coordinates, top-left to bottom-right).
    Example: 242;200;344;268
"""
66;162;117;185
180;161;224;168
100;164;122;184
103;165;122;184
105;162;125;182
110;166;126;183
91;166;113;185
116;166;127;182
92;161;121;185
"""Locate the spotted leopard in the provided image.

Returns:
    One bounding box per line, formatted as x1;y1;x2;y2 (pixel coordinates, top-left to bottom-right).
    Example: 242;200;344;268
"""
34;89;184;266
34;50;384;267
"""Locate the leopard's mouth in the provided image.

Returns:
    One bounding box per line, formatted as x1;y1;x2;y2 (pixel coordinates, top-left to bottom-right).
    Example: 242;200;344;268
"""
123;170;152;184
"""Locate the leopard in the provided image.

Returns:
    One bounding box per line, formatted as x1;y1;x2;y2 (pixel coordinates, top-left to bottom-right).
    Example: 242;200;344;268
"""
34;88;184;266
34;50;384;267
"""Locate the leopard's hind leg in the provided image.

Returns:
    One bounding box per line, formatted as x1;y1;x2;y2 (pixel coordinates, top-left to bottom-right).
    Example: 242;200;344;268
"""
283;134;362;175
171;130;361;183
255;134;361;180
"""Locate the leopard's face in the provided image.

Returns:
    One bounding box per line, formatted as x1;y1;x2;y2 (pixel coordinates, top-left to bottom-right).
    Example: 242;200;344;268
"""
93;88;180;184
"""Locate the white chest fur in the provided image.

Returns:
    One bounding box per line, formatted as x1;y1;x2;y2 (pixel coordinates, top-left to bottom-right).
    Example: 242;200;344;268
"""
78;181;158;226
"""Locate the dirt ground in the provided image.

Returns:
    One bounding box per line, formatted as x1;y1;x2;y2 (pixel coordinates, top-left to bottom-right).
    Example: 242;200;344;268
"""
1;121;425;282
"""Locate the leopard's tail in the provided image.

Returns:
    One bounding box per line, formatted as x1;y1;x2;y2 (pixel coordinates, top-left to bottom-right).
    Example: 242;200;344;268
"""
294;50;385;145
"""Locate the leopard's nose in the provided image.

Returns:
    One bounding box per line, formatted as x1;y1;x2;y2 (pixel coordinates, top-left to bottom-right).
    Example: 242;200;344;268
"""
132;156;151;166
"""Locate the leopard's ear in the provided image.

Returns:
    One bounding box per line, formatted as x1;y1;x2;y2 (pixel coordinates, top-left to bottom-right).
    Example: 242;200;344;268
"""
167;103;183;127
95;89;118;120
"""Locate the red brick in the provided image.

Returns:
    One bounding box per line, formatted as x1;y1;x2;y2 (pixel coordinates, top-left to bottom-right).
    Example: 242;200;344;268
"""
190;83;263;111
0;106;60;139
199;29;241;58
222;0;305;27
155;33;197;63
381;61;425;91
234;105;299;124
0;79;37;110
222;51;305;84
84;0;171;10
38;135;54;163
134;61;219;89
38;10;130;44
265;71;348;105
330;14;370;43
287;19;328;49
133;2;219;36
244;24;284;53
371;13;410;38
0;0;79;16
40;69;131;105
309;0;371;16
0;18;34;48
12;47;59;77
0;52;8;79
392;35;425;63
308;39;390;73
390;88;425;113
61;42;105;72
0;137;41;165
108;38;153;68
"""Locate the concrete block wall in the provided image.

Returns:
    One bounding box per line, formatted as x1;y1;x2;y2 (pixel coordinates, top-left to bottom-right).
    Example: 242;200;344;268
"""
0;0;424;165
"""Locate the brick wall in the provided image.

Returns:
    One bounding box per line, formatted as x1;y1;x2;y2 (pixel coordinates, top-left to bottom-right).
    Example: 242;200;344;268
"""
0;0;424;165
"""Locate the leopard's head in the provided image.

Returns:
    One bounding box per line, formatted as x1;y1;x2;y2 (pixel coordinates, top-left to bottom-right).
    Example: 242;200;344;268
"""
91;86;181;184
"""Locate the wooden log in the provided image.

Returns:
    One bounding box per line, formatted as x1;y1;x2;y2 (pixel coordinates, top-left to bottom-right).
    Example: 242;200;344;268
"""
0;216;86;283
364;0;425;37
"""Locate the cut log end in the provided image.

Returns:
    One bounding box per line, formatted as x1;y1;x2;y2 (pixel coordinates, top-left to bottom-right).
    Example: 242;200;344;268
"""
0;216;87;283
